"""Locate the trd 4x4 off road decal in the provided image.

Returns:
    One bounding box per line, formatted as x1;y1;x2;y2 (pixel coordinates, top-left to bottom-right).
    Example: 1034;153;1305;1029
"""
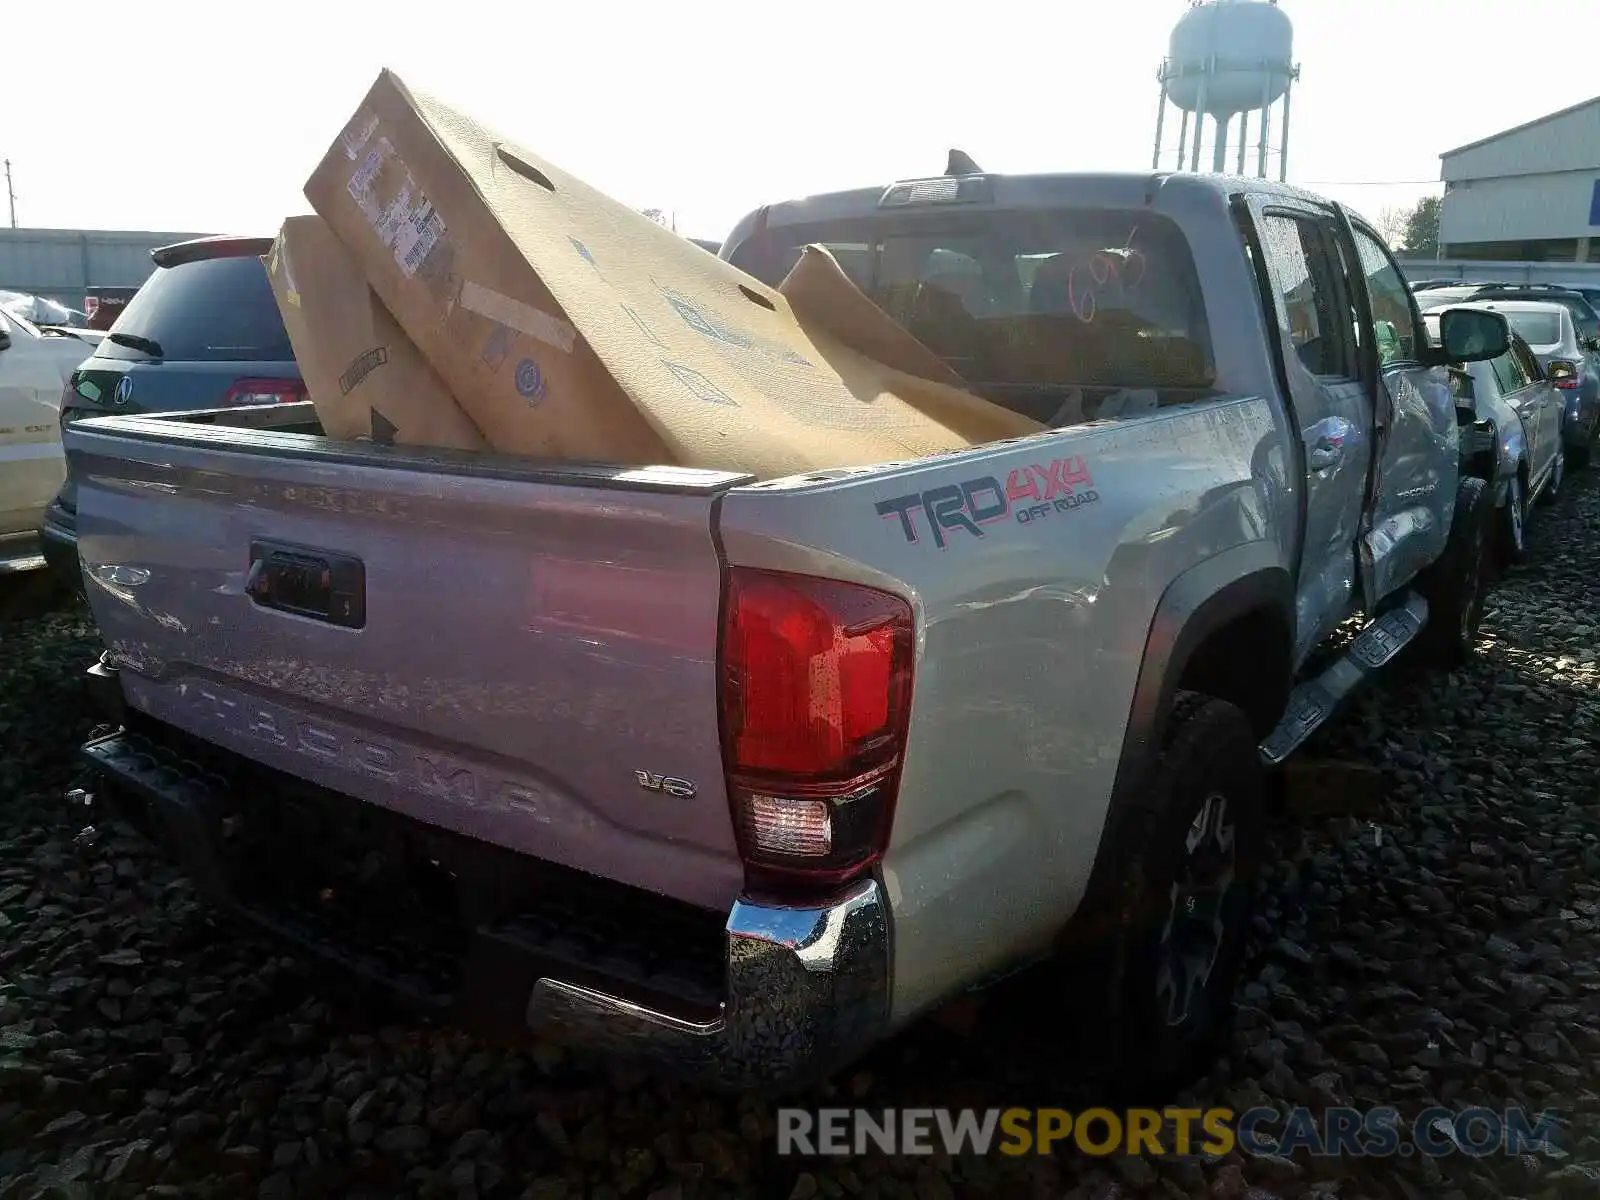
876;456;1101;549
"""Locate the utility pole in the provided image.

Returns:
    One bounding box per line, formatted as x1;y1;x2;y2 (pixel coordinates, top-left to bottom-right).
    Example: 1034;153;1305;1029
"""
3;160;15;228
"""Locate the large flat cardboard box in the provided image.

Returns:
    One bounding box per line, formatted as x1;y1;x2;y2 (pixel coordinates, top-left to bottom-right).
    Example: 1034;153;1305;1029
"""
304;69;1043;478
265;214;488;451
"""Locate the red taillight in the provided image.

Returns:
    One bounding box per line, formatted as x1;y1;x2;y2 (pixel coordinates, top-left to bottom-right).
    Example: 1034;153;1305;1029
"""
720;568;915;891
224;377;307;406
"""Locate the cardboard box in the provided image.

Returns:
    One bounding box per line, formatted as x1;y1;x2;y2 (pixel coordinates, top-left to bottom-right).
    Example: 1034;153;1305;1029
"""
265;215;488;451
304;69;1043;478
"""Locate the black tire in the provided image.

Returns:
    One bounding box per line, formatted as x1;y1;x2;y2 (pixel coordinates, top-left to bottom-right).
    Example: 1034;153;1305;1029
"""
1496;473;1530;569
1415;474;1492;668
1048;692;1266;1101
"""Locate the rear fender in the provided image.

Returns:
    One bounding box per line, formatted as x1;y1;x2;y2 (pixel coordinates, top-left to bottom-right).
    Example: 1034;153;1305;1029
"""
1075;543;1292;928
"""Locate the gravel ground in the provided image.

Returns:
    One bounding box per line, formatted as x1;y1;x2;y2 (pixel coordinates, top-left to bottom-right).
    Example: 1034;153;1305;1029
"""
2;476;1598;1200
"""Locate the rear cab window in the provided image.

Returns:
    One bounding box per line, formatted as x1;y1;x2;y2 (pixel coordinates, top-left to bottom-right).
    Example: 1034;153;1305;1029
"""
1474;291;1599;343
729;206;1216;422
1500;310;1564;348
99;255;293;363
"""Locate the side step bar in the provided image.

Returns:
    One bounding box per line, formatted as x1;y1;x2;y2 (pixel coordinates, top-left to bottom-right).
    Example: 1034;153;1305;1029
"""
1259;591;1428;765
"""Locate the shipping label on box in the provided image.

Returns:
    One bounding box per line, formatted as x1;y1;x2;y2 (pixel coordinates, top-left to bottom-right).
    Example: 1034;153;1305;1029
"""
265;214;488;452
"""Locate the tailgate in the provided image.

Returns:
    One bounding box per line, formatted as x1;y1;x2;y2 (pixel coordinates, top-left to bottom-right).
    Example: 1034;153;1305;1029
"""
67;414;752;912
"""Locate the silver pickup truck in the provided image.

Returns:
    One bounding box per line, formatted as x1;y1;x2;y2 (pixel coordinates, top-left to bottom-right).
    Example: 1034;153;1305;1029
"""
64;169;1511;1094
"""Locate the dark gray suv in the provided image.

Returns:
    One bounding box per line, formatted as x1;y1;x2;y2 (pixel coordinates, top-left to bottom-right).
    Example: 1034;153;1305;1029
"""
40;235;303;591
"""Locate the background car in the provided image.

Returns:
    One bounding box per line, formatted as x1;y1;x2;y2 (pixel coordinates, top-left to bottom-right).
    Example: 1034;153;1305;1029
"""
0;308;97;573
40;235;304;590
1414;282;1600;346
1558;283;1600;311
0;290;90;328
1427;311;1564;565
1421;295;1600;469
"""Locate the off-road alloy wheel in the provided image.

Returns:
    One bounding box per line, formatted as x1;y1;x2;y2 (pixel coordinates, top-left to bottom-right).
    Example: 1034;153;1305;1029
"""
1416;474;1492;668
1067;691;1266;1100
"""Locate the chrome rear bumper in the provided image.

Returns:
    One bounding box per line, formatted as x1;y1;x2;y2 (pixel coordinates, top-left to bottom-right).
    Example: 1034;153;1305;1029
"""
525;879;889;1088
78;691;891;1091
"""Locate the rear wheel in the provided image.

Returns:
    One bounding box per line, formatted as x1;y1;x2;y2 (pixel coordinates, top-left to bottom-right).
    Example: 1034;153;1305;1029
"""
1416;475;1492;667
1046;692;1267;1100
1497;474;1530;568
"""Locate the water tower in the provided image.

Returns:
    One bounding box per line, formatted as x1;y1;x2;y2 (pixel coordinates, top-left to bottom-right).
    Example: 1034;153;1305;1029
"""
1151;0;1300;179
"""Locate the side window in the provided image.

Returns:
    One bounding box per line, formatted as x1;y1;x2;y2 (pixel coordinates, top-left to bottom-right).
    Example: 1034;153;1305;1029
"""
1490;352;1526;396
1349;227;1423;367
1511;337;1544;384
1256;213;1357;379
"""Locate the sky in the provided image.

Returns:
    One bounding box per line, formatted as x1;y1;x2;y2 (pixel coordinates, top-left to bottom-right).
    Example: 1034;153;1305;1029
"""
2;0;1595;244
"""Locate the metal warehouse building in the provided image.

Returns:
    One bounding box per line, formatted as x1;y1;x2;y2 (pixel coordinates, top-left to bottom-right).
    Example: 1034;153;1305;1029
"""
0;227;209;308
1439;95;1600;262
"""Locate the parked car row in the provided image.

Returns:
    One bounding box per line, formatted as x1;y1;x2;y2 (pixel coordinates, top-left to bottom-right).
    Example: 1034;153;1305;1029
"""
39;235;306;585
0;306;110;572
1413;281;1600;469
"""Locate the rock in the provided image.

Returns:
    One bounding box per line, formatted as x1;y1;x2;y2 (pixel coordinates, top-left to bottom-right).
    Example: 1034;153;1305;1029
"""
102;1140;151;1184
376;1124;429;1154
1273;939;1315;967
1113;1156;1159;1188
1351;1043;1391;1069
1282;758;1383;818
39;1111;86;1136
271;1140;302;1170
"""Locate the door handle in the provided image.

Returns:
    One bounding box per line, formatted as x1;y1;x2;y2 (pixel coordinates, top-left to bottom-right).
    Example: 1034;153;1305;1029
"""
1308;438;1346;472
1305;416;1355;473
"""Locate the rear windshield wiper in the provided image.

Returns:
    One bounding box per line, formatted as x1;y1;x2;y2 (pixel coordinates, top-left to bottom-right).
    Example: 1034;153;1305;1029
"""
107;332;164;358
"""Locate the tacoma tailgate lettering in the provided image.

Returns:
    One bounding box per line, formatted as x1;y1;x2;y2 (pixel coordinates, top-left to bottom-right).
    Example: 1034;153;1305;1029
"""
174;681;553;820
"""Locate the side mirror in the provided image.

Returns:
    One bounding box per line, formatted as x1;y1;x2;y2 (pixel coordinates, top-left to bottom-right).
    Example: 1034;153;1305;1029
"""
1438;307;1511;364
1547;360;1578;383
0;327;10;352
1585;336;1600;353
